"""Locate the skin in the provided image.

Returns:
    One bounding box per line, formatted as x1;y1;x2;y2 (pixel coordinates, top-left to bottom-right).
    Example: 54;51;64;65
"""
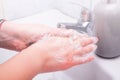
0;21;98;80
0;31;27;50
0;21;89;51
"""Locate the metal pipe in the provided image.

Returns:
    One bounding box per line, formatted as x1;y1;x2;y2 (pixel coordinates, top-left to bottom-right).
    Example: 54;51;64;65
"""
107;0;117;3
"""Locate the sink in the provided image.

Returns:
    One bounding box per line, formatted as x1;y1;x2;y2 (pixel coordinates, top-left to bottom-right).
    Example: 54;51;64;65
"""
54;61;112;80
1;9;119;80
12;9;77;27
33;59;112;80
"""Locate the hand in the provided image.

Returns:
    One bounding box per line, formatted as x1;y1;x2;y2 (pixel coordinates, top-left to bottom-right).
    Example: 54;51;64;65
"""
1;21;88;51
21;36;98;73
0;31;27;50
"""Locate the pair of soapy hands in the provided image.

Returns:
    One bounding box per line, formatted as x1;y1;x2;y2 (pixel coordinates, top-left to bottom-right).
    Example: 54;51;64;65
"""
2;22;98;73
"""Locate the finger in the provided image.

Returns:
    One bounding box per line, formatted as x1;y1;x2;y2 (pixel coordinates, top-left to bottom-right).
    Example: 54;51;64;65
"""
80;37;98;47
78;33;89;38
14;39;27;51
70;32;89;40
72;55;94;66
59;29;87;38
74;44;97;56
83;44;96;53
91;37;98;44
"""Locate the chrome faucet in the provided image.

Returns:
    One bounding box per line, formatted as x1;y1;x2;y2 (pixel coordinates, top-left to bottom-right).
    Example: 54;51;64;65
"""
57;7;92;33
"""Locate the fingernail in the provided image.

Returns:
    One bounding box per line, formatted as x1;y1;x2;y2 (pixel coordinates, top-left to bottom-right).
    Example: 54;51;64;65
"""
91;37;98;44
90;44;97;49
91;44;97;53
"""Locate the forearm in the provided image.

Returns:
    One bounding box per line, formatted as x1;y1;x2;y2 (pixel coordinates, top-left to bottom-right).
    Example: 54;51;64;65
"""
0;21;56;45
0;21;55;39
0;20;56;50
0;31;26;50
0;49;45;80
0;21;27;51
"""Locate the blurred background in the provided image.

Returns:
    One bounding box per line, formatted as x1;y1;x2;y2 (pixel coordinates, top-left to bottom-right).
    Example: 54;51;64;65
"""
1;0;119;80
0;0;100;20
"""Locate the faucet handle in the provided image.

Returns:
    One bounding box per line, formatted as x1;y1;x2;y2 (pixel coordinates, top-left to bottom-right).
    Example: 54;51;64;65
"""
78;7;91;24
57;22;90;33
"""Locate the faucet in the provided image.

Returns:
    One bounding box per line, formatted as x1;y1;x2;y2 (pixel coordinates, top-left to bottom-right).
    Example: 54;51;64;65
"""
57;7;92;33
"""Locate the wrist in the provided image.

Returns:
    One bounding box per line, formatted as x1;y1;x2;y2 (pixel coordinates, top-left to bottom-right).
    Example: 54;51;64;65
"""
0;21;27;51
21;48;46;73
0;53;41;80
0;19;6;29
0;21;16;34
0;33;26;51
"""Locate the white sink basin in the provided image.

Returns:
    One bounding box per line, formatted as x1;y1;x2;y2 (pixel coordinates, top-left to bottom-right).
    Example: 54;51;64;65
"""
12;9;77;27
33;58;113;80
1;9;120;80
